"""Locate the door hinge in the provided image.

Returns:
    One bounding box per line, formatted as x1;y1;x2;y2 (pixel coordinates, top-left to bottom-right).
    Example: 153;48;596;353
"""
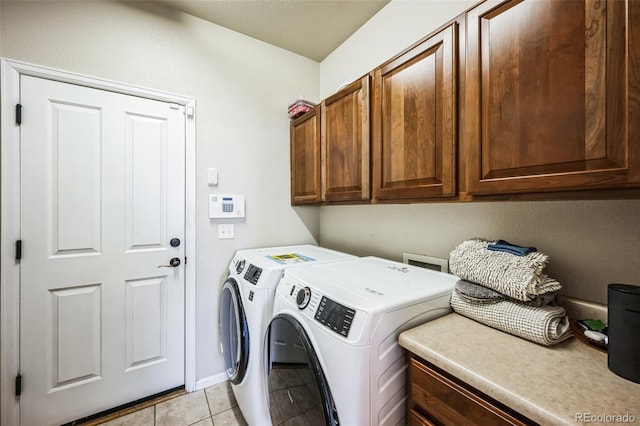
15;374;22;397
15;240;22;261
16;104;22;125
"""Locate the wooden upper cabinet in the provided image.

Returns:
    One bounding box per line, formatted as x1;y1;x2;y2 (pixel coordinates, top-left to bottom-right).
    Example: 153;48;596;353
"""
462;0;640;195
372;22;458;201
321;75;371;202
290;106;321;204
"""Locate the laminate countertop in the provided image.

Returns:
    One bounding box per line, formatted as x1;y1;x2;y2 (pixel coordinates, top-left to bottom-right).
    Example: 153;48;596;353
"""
399;313;640;425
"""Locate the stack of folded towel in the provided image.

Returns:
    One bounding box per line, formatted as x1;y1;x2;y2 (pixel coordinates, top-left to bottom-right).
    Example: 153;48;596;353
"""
449;239;572;346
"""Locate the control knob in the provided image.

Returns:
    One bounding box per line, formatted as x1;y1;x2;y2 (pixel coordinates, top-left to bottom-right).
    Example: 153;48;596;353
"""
235;259;246;274
296;287;311;309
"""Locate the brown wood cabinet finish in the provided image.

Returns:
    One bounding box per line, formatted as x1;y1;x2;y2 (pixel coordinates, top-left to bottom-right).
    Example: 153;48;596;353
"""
408;355;533;426
462;0;640;195
410;409;436;426
372;22;458;201
321;75;371;202
290;106;321;204
290;0;640;205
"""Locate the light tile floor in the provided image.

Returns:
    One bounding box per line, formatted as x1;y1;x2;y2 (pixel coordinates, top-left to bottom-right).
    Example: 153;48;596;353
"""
99;382;247;426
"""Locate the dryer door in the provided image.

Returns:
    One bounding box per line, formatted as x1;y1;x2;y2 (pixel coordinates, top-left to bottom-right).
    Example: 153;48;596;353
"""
266;314;339;426
219;277;249;384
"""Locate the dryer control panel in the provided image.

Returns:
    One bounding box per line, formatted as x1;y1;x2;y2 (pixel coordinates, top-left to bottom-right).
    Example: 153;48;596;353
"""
315;296;355;338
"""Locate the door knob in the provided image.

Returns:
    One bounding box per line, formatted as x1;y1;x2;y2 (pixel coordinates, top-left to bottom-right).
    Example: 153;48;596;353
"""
170;238;181;247
158;257;181;268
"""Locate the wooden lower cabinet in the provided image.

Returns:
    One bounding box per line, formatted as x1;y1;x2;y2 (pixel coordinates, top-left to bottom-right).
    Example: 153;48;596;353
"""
408;355;535;426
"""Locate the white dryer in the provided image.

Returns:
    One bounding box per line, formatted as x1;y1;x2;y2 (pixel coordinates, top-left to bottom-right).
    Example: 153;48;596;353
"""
266;256;457;426
219;245;356;426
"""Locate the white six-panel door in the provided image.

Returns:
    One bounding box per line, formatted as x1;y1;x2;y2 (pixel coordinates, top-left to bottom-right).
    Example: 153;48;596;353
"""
19;75;186;425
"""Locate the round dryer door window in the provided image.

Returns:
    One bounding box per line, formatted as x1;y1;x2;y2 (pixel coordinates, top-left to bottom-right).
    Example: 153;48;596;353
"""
266;314;339;426
219;278;249;384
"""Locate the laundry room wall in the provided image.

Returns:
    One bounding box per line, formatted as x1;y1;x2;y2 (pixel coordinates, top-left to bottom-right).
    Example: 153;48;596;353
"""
317;0;640;305
0;0;320;385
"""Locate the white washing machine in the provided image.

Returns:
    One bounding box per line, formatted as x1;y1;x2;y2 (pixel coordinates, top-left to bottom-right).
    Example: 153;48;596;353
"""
266;256;458;426
218;245;356;426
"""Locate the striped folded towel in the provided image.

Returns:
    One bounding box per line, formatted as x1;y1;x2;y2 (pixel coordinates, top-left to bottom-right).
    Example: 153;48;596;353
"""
450;290;572;346
449;239;562;302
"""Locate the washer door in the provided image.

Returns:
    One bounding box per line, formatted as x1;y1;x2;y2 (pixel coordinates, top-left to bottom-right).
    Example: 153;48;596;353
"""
219;277;249;384
266;314;339;426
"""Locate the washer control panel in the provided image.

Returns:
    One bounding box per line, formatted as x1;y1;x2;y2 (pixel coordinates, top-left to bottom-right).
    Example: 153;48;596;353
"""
315;296;356;338
235;259;246;274
281;275;363;342
296;287;311;309
244;264;262;285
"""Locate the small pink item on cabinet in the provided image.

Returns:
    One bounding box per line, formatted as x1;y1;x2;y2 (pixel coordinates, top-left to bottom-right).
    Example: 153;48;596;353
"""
287;99;316;119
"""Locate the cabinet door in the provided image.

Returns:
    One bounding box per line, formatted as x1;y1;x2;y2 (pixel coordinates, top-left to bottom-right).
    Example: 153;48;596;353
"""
372;23;458;201
408;356;531;426
463;0;640;195
321;75;370;202
290;106;321;204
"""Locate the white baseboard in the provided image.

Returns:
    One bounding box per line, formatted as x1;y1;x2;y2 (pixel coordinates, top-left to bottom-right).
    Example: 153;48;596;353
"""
194;372;228;391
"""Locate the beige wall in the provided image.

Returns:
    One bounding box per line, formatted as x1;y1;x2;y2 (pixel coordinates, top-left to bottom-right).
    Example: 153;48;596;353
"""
320;0;476;98
318;0;640;305
0;0;320;381
319;201;640;304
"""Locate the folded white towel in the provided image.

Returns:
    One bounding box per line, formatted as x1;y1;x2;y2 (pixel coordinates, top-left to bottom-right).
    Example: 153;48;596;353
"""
450;290;572;346
449;239;562;302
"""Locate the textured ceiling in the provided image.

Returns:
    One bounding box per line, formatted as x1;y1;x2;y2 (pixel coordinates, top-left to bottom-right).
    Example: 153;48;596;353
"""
158;0;390;62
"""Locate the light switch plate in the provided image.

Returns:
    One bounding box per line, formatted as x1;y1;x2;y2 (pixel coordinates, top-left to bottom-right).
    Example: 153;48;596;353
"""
218;224;234;239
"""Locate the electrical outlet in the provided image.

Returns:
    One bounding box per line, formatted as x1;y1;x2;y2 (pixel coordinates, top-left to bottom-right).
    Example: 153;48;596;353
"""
218;224;234;239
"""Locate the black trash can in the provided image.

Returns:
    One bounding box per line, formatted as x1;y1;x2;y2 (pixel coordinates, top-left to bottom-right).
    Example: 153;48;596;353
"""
608;283;640;384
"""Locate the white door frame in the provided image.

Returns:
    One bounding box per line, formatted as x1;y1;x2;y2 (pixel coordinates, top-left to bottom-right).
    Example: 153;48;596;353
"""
0;58;198;426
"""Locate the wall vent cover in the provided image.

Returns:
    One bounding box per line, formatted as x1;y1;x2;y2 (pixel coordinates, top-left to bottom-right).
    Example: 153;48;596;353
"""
402;252;448;273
